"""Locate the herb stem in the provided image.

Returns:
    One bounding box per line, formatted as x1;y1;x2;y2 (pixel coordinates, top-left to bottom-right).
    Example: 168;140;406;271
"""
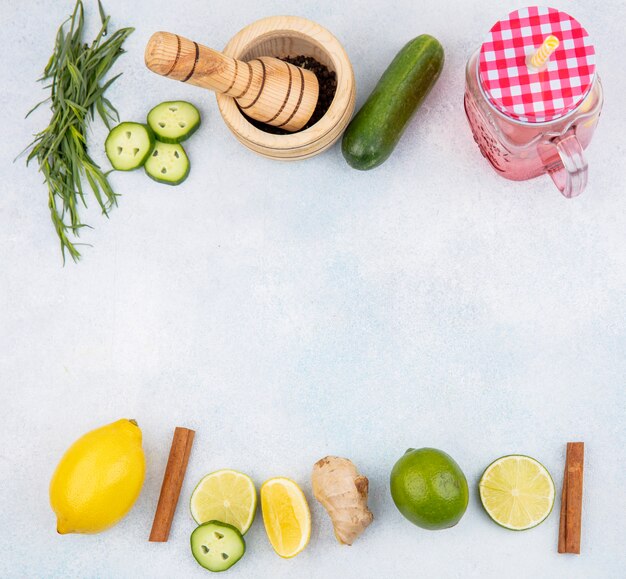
24;0;133;262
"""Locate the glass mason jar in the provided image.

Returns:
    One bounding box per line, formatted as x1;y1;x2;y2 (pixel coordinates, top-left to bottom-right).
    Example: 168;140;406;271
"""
464;7;603;198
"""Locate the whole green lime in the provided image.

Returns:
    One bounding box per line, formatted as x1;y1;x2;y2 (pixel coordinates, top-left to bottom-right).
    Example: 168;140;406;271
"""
390;448;469;530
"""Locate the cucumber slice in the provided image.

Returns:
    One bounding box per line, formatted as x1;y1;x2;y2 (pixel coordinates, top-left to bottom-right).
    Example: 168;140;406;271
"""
105;122;155;171
191;521;245;572
144;142;190;185
147;101;201;144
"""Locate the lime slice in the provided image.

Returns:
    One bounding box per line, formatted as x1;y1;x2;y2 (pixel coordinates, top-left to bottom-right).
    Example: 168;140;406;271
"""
190;470;257;534
479;455;555;531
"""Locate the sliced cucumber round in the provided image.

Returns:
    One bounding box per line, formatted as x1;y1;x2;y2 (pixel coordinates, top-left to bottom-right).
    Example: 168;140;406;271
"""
191;521;245;572
147;101;201;144
144;141;190;185
105;122;155;171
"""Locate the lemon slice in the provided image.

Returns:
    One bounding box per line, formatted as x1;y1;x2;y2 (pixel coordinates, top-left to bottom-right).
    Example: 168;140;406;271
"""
479;455;555;531
260;477;311;558
190;469;257;534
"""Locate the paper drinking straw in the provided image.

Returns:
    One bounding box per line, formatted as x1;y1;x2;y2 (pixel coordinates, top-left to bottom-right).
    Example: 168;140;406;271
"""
528;35;560;70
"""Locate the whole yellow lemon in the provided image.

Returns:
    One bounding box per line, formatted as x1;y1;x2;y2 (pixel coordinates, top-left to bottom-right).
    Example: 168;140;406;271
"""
50;419;146;534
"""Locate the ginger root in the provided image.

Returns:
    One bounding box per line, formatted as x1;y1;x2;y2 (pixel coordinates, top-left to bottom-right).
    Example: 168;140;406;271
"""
312;456;374;545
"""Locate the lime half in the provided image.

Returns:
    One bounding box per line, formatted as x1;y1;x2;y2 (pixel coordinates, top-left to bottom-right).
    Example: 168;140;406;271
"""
479;455;555;531
190;469;257;534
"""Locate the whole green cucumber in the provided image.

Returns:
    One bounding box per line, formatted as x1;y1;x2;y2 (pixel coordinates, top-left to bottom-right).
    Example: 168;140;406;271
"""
342;35;444;170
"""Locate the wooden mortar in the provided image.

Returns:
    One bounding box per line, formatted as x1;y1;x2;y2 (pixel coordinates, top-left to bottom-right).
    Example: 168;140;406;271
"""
217;16;356;160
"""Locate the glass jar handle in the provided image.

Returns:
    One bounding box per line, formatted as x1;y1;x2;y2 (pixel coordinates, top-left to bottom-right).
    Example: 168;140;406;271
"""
547;132;588;198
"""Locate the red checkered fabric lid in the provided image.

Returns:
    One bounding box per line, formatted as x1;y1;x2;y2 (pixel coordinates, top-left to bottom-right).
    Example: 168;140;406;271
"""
479;6;596;123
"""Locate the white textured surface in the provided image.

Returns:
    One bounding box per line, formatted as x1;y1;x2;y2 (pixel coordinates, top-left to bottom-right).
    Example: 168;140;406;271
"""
1;0;625;577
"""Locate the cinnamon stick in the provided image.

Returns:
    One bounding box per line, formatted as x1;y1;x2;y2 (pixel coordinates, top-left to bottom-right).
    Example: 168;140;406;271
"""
149;427;195;542
558;442;584;554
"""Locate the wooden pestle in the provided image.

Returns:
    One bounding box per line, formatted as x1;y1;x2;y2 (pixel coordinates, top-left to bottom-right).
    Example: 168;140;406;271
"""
145;32;320;132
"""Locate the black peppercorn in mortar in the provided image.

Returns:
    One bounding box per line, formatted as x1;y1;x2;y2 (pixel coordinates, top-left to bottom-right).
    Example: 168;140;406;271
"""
242;55;337;134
